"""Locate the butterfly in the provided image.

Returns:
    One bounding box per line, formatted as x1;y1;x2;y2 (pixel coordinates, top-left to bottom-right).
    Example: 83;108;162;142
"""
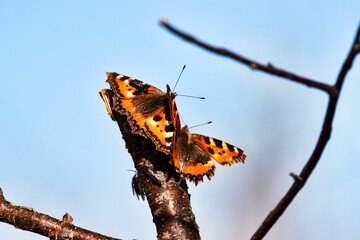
169;94;247;185
105;72;178;155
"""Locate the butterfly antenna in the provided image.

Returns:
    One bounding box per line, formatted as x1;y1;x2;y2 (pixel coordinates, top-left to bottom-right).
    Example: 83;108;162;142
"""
188;121;212;130
177;94;205;99
179;113;186;126
173;65;186;91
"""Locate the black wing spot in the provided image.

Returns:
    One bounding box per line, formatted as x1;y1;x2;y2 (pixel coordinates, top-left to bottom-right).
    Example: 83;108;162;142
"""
153;115;162;122
165;124;174;132
227;144;235;152
218;152;223;156
120;76;129;81
129;80;151;94
207;147;215;155
133;90;142;95
213;138;223;149
204;137;211;145
165;113;172;122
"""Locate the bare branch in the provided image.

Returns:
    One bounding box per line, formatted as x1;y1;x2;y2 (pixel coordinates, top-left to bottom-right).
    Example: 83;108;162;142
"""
250;24;360;240
160;18;336;95
161;18;360;240
0;187;121;240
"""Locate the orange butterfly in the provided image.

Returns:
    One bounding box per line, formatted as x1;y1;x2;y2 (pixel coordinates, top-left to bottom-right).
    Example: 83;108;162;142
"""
105;72;246;185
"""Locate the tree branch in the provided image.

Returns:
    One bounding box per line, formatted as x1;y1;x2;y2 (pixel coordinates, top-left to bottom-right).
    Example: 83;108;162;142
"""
0;187;121;240
99;89;200;240
250;24;360;240
161;18;360;240
160;18;336;95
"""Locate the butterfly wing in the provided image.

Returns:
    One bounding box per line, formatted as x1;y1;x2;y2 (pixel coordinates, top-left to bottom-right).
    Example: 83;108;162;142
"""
106;72;174;154
173;126;216;185
193;134;246;166
173;126;246;185
181;156;216;186
142;86;176;154
99;89;115;121
106;72;161;98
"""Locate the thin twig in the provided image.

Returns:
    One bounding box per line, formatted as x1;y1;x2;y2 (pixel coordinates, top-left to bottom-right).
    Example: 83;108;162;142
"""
250;24;360;240
160;18;336;96
0;187;121;240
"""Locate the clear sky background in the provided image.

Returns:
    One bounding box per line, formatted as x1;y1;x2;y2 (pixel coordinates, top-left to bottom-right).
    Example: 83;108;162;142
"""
1;1;360;240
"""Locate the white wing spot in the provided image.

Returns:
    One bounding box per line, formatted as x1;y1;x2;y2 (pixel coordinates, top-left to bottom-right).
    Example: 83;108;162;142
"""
164;131;173;138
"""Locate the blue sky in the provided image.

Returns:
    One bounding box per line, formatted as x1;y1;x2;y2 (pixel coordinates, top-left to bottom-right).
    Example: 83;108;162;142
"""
1;1;360;239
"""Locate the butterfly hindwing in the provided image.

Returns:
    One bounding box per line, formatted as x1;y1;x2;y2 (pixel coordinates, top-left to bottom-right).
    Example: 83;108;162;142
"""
181;157;216;185
173;125;246;185
172;126;216;185
106;72;177;155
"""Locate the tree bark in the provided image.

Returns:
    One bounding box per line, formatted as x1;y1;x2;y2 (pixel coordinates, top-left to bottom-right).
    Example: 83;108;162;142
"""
100;89;200;240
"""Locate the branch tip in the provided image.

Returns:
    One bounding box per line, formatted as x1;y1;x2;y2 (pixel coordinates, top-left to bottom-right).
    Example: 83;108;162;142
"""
160;17;167;25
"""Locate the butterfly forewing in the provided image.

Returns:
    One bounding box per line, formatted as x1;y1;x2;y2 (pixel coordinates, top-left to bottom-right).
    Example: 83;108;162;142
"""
106;72;176;155
194;134;246;166
106;72;161;98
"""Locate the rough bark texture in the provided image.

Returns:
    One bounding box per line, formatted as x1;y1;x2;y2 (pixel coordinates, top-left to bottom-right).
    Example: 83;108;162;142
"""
100;89;200;240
